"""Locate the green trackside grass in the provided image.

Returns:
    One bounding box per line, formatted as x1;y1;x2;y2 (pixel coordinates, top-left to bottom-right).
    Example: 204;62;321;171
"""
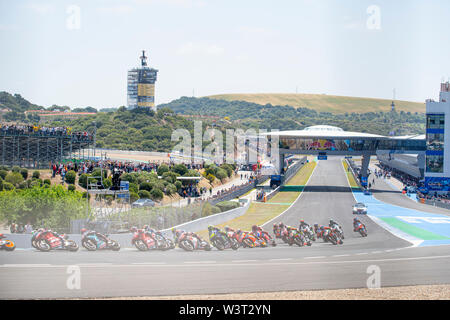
196;161;317;239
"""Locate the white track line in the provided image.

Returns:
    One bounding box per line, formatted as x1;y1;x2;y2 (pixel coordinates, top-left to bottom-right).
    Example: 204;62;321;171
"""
184;261;216;264
304;256;326;259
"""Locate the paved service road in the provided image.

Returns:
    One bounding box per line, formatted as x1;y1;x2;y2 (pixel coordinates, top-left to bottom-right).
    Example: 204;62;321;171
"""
1;157;449;299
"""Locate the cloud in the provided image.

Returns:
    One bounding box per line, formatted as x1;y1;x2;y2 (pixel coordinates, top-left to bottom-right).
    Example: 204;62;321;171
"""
23;3;54;15
177;42;225;56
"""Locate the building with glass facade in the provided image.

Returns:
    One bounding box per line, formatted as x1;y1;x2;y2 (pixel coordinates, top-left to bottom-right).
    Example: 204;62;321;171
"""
127;51;158;111
424;82;450;192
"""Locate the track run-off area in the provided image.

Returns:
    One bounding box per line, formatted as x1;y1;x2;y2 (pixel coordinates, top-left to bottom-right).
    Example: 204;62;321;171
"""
1;157;450;299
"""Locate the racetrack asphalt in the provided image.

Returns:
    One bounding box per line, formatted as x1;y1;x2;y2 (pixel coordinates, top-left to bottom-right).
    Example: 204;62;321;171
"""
1;157;449;299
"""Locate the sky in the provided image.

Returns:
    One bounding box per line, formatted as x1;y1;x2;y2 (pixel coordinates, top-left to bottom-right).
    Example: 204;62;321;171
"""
0;0;449;109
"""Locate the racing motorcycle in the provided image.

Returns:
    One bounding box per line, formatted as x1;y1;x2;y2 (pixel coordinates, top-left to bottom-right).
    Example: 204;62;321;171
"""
0;234;15;251
81;231;120;251
331;224;345;240
178;233;211;252
146;229;175;250
131;228;170;251
354;223;368;237
257;229;277;247
322;228;343;245
34;230;79;252
300;225;316;242
289;228;311;247
209;228;239;250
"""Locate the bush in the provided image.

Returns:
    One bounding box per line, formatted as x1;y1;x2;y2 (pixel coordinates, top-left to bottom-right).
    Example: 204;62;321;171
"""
157;164;169;176
68;185;76;192
18;181;28;189
0;179;3;191
44;179;51;185
30;180;41;188
65;170;76;184
211;205;222;214
150;188;164;201
201;202;212;217
220;164;234;177
0;170;8;180
120;172;137;184
2;182;15;191
174;181;182;190
78;173;88;188
162;171;178;184
32;171;40;179
20;168;28;180
5;172;24;187
216;201;240;212
206;174;215;183
139;181;152;192
165;183;177;195
103;177;112;189
215;168;228;181
172;164;187;176
130;191;139;202
11;166;20;173
138;190;151;199
129;182;139;194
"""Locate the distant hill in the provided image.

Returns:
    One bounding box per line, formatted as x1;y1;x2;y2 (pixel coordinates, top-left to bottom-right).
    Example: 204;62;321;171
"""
0;91;44;113
206;93;425;114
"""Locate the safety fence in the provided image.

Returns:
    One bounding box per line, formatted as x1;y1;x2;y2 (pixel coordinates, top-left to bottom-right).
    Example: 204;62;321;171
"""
422;198;450;210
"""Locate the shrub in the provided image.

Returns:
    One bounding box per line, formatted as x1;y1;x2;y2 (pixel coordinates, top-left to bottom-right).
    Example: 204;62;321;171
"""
165;183;177;195
65;170;76;184
172;164;188;176
0;170;8;180
68;185;76;192
220;164;234;177
130;191;139;202
0;179;3;191
20;168;28;180
129;182;139;194
18;181;28;189
44;179;51;185
206;174;215;184
157;164;169;176
139;181;152;192
3;182;14;190
150;188;164;201
201;202;212;217
30;180;41;188
11;166;20;173
32;171;40;179
162;171;178;184
103;177;112;189
138;190;151;199
215;168;228;181
78;173;88;188
211;205;222;214
5;172;24;187
120;172;137;184
174;181;182;190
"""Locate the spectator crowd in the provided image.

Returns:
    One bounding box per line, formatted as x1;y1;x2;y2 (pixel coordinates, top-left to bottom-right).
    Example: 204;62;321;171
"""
0;123;92;141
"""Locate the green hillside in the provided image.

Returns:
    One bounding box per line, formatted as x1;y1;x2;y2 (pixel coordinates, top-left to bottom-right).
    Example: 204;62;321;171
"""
207;93;425;114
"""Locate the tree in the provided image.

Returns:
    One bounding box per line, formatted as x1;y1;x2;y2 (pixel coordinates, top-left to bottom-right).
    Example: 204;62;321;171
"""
65;170;76;184
157;164;169;176
172;164;188;176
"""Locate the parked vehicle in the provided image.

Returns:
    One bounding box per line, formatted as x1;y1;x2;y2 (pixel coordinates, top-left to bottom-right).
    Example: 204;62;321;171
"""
132;199;155;208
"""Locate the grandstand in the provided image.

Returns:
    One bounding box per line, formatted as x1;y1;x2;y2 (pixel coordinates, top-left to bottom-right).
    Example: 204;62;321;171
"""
0;125;94;169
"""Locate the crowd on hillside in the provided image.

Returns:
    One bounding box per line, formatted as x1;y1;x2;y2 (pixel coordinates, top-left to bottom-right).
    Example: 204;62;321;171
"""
0;123;92;141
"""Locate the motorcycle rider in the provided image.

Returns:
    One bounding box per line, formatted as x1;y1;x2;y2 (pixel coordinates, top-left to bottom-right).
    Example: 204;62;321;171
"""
80;228;110;249
329;219;341;229
353;217;366;232
172;228;204;245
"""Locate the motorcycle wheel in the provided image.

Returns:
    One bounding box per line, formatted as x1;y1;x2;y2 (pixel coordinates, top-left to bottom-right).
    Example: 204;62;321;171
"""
37;239;51;252
242;238;254;248
212;238;225;251
293;236;304;247
67;240;79;252
110;240;121;251
135;240;149;251
359;229;367;237
180;239;194;252
4;241;15;251
31;240;38;249
328;236;337;245
82;239;97;251
166;239;175;250
202;241;212;251
230;238;240;250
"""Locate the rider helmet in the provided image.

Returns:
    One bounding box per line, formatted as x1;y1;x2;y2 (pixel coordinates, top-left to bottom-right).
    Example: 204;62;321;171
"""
80;228;87;234
300;220;304;224
130;227;138;233
329;219;335;225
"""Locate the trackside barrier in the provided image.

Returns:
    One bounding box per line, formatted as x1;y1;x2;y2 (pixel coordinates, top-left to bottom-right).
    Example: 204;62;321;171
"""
7;201;251;249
